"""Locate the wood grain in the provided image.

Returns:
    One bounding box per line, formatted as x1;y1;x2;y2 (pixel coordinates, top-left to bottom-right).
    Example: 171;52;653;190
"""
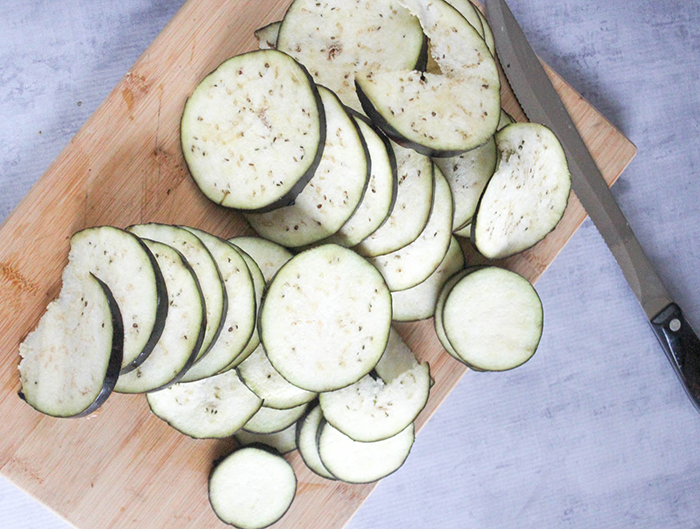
0;0;637;528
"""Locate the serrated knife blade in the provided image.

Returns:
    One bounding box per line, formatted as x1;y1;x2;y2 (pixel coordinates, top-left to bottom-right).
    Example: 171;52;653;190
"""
485;0;700;412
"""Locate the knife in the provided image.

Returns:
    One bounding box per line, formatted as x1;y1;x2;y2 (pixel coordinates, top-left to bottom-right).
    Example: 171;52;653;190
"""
485;0;700;412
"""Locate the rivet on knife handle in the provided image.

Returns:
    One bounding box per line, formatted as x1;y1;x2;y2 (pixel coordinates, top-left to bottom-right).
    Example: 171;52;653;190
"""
651;304;700;412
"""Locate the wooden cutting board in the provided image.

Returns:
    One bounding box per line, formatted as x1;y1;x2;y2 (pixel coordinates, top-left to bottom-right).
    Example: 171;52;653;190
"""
0;0;636;527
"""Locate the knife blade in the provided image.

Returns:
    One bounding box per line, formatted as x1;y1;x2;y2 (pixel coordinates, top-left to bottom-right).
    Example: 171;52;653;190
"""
485;0;700;412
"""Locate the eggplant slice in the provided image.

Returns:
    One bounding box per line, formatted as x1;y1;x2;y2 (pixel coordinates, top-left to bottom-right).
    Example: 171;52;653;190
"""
472;123;571;259
19;273;123;418
245;86;370;248
354;142;434;257
56;226;166;372
128;224;226;364
181;49;326;213
433;137;497;232
147;369;263;439
296;404;336;480
277;0;426;112
235;423;298;454
324;113;398;247
260;244;392;393
355;0;500;157
254;21;281;50
242;402;309;435
368;165;453;292
391;236;465;322
318;421;415;484
178;228;257;383
441;267;543;371
115;241;205;393
319;328;430;442
209;447;297;529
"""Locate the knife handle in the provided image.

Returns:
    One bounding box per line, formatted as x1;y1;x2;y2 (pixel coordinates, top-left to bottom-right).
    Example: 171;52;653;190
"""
650;303;700;411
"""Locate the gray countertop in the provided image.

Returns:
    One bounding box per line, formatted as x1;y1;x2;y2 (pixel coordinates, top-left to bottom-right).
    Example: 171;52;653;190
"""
2;1;700;527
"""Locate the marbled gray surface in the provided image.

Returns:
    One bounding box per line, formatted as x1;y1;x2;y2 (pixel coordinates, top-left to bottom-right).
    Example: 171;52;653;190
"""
2;0;700;528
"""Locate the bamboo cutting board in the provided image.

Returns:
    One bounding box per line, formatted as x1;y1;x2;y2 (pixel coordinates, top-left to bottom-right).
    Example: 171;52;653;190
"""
0;0;636;527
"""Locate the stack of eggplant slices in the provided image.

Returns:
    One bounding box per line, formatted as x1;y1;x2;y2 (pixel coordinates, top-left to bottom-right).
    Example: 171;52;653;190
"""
18;0;571;526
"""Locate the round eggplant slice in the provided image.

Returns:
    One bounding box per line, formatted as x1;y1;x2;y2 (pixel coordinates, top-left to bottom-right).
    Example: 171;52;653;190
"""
260;244;392;392
146;369;262;439
127;224;226;364
497;109;516;130
355;0;500;157
181;49;325;213
217;249;265;372
324;112;398;247
237;345;317;410
442;267;543;371
318;328;430;442
354;142;434;257
59;226;166;373
245;86;370;248
472;123;571;259
235;423;298;454
19;274;123;418
228;236;293;282
368;165;453;292
391;236;465;321
115;241;205;393
209;447;297;529
318;421;415;484
433;137;497;232
475;6;496;56
242;403;309;435
277;0;426;112
453;222;472;238
178;228;256;382
296;404;335;480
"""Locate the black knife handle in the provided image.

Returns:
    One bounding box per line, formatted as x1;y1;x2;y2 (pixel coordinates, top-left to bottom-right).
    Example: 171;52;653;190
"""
650;303;700;412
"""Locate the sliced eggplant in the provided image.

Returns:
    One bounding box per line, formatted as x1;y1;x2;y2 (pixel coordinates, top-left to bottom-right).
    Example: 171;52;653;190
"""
296;404;335;480
178;228;256;382
228;236;293;282
18;273;123;418
209;447;296;529
254;21;281;50
218;249;265;372
472;123;571;259
355;0;500;156
323;112;398;247
277;0;427;112
354;142;434;257
243;403;309;435
245;86;370;247
318;329;430;442
237;345;317;410
317;421;415;484
434;268;472;360
448;0;484;38
433;137;497;232
442;267;543;371
146;369;262;439
181;49;326;213
368;165;453;292
127;223;226;364
59;226;166;372
260;244;392;392
235;423;298;454
115;241;205;393
391;236;465;321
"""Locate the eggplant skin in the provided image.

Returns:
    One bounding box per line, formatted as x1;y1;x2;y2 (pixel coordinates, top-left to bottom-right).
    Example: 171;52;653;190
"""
118;234;168;375
354;80;468;159
413;33;430;73
18;274;124;419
